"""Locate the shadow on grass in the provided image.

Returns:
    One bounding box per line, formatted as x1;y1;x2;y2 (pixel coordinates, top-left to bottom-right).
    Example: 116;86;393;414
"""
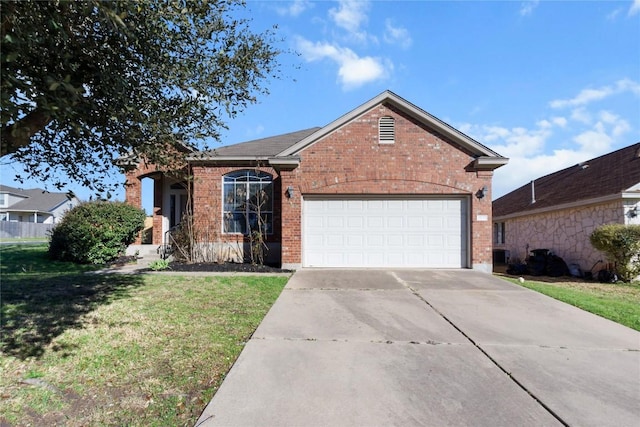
1;272;145;360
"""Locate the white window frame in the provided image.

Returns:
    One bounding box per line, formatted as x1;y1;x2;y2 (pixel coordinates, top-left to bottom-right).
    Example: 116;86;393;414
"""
222;170;274;235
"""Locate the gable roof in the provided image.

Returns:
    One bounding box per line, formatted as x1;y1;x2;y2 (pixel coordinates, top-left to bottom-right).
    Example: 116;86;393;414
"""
0;185;75;213
198;127;321;158
279;90;506;168
493;142;640;219
191;91;507;171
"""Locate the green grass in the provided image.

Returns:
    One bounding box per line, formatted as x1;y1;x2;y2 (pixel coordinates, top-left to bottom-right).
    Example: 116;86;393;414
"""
502;276;640;331
1;244;289;426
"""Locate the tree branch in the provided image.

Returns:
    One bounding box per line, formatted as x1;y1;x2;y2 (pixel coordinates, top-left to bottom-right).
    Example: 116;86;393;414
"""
1;108;52;156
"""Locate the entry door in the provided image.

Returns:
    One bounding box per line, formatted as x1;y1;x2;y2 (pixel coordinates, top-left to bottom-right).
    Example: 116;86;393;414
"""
169;190;188;229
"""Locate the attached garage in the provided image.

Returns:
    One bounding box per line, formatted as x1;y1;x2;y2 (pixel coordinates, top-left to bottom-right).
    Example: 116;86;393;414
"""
302;197;469;268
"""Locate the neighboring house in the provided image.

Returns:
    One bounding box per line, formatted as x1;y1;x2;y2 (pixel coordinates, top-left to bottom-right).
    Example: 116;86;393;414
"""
493;143;640;273
124;91;508;271
0;185;80;224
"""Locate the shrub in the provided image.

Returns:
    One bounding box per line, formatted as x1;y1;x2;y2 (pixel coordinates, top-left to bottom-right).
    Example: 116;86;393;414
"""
148;259;170;271
49;201;145;264
590;224;640;282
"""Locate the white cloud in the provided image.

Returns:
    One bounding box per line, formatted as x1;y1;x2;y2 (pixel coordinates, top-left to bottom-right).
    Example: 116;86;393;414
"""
598;110;630;137
245;125;265;138
570;107;591;124
295;37;390;89
459;123;550;157
629;0;640;16
573;124;613;153
519;0;540;16
383;19;412;50
276;0;313;17
550;78;640;109
606;8;623;21
329;0;370;41
461;86;635;198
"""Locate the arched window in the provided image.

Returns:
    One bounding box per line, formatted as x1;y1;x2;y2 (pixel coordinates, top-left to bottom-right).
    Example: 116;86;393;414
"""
379;116;395;144
223;170;273;234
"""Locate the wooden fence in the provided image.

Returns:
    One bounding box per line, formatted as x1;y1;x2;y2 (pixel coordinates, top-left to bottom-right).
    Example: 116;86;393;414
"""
0;222;54;239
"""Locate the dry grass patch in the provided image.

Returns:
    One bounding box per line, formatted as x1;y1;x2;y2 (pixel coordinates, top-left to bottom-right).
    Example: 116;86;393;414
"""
1;245;288;426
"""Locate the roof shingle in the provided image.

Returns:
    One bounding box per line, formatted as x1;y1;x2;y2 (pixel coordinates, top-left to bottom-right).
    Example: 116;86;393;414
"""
493;143;640;218
0;185;73;212
199;127;321;158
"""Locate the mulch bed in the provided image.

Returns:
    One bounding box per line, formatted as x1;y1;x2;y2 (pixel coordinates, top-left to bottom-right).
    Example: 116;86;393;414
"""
166;261;292;273
108;256;291;273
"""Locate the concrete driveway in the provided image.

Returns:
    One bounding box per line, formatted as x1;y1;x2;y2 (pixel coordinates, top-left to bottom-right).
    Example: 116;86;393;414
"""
196;269;640;427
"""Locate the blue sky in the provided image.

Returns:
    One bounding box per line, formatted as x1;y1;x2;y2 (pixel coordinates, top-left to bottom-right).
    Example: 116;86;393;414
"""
2;0;639;205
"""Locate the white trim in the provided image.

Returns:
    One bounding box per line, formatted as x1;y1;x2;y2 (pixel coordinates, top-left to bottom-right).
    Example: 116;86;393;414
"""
277;90;507;160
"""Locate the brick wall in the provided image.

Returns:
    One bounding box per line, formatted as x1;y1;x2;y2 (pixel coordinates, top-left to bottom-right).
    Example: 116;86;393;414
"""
280;103;494;269
123;102;498;269
190;165;282;246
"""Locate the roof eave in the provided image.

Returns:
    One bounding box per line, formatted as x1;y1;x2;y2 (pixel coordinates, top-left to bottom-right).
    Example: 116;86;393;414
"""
278;90;505;159
493;192;636;221
472;157;509;171
187;155;301;170
268;157;300;171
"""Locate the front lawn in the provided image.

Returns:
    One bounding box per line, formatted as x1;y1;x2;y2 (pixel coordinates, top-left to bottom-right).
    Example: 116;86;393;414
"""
501;275;640;332
1;244;288;426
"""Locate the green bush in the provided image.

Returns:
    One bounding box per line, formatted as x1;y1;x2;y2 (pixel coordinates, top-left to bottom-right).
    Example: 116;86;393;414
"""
149;259;170;271
49;201;145;264
590;224;640;282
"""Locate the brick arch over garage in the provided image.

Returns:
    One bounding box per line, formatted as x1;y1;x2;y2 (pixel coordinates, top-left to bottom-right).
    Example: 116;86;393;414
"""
299;177;473;195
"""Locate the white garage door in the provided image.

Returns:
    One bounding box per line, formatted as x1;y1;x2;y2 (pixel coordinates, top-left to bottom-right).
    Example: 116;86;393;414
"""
303;198;468;268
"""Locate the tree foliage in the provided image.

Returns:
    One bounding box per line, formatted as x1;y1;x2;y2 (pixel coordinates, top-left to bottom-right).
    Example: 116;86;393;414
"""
590;223;640;282
49;201;145;264
1;0;282;193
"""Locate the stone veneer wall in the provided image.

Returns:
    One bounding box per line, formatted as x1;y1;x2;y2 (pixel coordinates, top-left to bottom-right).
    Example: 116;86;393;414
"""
501;199;626;272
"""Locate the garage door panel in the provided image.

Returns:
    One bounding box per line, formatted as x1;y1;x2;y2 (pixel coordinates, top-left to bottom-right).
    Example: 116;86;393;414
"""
367;234;384;247
387;235;403;246
407;234;424;246
303;198;467;268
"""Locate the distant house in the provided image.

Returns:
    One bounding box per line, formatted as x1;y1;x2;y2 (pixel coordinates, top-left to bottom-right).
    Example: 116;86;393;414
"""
492;143;640;273
0;185;80;224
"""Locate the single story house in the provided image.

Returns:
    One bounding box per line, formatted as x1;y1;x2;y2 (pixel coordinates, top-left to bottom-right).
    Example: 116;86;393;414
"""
125;91;508;271
493;142;640;273
0;184;80;224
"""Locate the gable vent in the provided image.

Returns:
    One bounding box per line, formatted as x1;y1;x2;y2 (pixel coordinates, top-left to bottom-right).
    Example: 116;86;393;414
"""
379;116;395;144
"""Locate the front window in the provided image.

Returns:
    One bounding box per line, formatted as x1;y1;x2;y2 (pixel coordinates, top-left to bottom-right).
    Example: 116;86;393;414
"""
494;222;505;244
223;170;273;234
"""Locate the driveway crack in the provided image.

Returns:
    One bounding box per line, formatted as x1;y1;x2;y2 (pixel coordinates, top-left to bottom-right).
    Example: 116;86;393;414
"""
390;272;570;427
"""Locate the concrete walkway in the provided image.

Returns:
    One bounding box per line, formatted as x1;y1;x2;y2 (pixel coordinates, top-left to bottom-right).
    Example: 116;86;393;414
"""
195;269;640;427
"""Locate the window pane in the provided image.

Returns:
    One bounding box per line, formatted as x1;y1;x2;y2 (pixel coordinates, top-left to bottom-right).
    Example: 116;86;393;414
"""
222;171;273;235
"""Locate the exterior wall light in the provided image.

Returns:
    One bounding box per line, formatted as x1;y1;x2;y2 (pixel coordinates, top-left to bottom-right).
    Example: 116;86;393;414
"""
285;186;295;199
476;185;488;199
629;206;638;218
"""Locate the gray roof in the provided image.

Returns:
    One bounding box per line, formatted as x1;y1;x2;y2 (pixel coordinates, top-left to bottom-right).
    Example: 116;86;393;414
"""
493;142;640;218
188;91;506;173
0;185;75;212
200;127;321;158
